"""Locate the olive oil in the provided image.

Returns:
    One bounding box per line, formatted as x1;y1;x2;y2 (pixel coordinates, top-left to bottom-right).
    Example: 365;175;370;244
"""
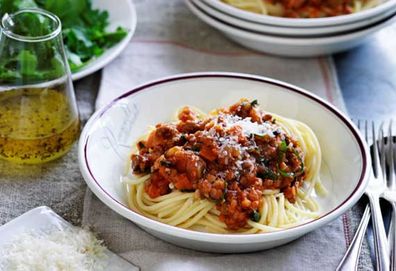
0;87;80;164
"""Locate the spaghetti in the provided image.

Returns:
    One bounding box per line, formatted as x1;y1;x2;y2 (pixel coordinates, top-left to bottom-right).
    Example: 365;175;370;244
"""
124;99;324;234
222;0;379;18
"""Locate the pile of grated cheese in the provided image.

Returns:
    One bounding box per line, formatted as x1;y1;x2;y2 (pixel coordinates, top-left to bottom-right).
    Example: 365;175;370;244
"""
0;227;106;271
221;114;278;137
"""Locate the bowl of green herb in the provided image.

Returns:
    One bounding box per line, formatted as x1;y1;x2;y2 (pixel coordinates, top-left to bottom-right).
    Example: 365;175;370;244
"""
0;0;136;80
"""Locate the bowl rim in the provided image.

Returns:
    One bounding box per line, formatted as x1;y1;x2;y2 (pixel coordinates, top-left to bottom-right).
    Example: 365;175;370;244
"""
203;0;396;27
187;0;396;45
193;0;396;37
79;72;370;243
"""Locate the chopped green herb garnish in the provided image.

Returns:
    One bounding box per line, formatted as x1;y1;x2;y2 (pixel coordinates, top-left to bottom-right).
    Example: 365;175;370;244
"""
276;147;304;178
250;99;259;107
259;157;269;166
279;140;288;152
219;186;228;203
160;160;173;167
192;145;201;152
257;169;278;180
277;146;293;178
293;150;305;177
137;141;145;149
180;134;187;144
278;168;295;178
250;210;261;222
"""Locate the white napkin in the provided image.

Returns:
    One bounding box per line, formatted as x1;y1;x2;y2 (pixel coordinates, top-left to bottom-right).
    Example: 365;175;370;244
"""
84;1;353;270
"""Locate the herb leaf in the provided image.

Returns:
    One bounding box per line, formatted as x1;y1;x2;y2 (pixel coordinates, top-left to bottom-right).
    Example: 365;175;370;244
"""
18;50;38;76
160;160;173;167
250;210;261;222
257;169;278;180
279;140;288;152
250;99;259;107
0;0;128;82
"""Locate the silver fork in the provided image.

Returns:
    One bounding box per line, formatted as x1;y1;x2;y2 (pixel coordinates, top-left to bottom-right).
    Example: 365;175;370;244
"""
365;120;390;271
336;204;370;271
381;120;396;271
337;120;389;271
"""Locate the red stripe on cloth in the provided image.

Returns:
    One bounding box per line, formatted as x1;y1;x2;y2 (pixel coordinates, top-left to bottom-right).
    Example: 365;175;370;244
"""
317;57;334;104
342;213;352;247
132;38;262;57
318;57;352;248
341;214;349;247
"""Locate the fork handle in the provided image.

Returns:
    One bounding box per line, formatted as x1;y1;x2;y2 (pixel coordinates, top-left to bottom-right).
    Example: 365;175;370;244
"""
390;202;396;271
336;204;371;271
368;194;390;271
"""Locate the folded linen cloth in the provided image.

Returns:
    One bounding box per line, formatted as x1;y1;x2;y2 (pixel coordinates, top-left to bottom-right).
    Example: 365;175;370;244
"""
83;1;372;270
95;1;346;111
0;73;100;228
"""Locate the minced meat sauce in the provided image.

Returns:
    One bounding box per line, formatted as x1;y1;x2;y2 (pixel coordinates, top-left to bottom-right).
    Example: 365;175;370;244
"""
131;99;305;230
272;0;355;18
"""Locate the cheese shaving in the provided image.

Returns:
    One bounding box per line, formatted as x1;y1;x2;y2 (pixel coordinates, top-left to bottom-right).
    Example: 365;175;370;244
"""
0;227;106;271
223;114;277;137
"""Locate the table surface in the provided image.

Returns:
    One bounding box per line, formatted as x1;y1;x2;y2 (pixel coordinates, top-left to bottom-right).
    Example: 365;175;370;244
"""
334;23;396;122
0;7;395;270
333;23;396;268
74;25;395;268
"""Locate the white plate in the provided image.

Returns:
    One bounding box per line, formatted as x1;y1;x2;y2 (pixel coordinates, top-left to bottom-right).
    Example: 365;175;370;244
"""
71;0;136;81
203;0;396;27
187;0;396;57
193;0;396;36
0;206;138;270
78;72;370;253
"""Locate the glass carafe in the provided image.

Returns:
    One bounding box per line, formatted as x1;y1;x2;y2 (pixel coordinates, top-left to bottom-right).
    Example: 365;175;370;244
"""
0;8;79;164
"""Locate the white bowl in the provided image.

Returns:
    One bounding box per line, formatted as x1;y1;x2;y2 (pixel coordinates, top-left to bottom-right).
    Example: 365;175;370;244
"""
187;0;396;57
79;72;370;253
194;0;396;37
203;0;396;27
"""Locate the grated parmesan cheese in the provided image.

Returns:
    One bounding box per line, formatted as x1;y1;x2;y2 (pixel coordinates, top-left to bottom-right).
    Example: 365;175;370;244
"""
222;114;277;137
0;227;106;271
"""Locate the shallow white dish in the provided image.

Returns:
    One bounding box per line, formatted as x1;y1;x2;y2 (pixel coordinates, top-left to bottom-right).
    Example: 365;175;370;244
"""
187;0;396;57
0;206;137;270
194;0;396;37
71;0;136;81
203;0;396;27
79;72;370;253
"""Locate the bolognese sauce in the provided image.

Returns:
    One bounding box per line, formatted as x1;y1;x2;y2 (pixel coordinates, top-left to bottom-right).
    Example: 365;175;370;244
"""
222;0;359;19
131;99;305;230
275;0;355;18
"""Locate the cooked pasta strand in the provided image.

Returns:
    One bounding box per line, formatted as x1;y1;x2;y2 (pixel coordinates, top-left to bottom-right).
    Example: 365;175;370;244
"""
125;103;324;234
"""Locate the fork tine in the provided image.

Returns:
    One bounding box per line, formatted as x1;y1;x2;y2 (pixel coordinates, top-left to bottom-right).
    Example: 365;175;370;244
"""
379;122;386;177
359;120;391;271
388;120;395;189
372;121;383;179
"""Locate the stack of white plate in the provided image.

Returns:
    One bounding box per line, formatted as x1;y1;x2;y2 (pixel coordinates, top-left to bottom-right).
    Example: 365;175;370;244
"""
186;0;396;57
